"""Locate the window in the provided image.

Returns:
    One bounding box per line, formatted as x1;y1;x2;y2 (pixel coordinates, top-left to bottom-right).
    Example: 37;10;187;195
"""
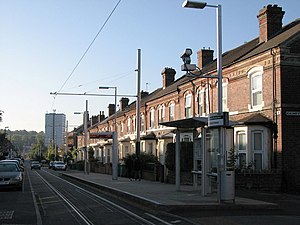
185;94;192;118
222;83;228;112
150;109;155;129
198;88;209;116
251;74;262;107
141;114;145;132
125;146;129;155
169;103;175;121
249;66;263;109
237;132;247;168
149;142;154;155
158;105;165;124
127;117;131;133
198;91;204;116
252;131;263;170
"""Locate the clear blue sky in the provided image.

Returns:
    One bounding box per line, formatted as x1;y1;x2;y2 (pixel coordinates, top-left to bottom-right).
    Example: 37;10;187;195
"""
0;0;299;132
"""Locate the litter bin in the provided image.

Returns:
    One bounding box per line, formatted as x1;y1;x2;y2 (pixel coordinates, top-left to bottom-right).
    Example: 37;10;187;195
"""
220;171;235;202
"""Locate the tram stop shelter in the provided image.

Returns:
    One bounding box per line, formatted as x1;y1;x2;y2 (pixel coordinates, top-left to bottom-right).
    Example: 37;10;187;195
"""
161;116;235;202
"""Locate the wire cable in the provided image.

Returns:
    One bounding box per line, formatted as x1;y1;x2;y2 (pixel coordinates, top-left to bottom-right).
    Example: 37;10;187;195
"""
53;0;122;105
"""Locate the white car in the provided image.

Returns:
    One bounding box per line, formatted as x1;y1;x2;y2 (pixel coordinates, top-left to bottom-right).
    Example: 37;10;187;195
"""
0;162;23;191
52;161;67;171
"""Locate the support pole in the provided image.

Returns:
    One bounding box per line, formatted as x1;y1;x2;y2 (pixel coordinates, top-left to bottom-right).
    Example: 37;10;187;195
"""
175;129;181;191
136;49;141;158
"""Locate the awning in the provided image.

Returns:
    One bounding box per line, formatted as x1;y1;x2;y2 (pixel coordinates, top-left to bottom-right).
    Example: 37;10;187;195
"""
160;117;208;129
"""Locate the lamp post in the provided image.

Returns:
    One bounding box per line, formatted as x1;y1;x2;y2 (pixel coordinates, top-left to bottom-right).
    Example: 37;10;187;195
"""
99;86;118;180
74;100;89;174
182;0;222;113
182;0;224;203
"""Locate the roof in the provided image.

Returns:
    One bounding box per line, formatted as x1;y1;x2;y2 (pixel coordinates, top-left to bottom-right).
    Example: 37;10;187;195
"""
88;18;300;129
236;113;273;125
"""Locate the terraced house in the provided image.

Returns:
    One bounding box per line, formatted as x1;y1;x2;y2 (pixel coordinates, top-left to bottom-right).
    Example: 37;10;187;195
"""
71;4;300;193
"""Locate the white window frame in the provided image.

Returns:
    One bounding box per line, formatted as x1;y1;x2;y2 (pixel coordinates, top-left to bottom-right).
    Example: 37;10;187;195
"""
169;102;175;121
150;108;155;129
252;130;264;170
248;66;264;110
185;93;192;118
236;131;247;169
158;105;165;124
222;82;228;112
198;90;204;116
141;114;145;132
127;117;131;133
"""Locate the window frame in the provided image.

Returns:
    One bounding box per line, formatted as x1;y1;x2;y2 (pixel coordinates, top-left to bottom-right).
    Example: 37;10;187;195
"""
248;66;264;110
185;93;192;118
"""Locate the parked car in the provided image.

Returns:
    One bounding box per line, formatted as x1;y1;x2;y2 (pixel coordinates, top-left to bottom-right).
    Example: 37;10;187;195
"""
31;161;41;170
52;161;66;171
48;161;54;169
0;162;23;191
0;159;24;172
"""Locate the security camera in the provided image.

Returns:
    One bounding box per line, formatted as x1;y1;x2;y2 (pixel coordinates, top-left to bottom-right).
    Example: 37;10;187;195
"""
180;48;193;59
180;48;196;72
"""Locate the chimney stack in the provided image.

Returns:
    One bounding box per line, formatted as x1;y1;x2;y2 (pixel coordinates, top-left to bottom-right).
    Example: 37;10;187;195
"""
108;104;115;117
257;4;285;43
197;48;214;69
141;90;149;99
161;67;176;89
119;97;129;111
98;111;105;122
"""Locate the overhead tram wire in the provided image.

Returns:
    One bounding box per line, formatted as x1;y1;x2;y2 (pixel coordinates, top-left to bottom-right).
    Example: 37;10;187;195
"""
51;0;122;109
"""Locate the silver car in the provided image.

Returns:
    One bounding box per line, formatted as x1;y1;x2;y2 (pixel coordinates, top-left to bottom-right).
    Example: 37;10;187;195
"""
52;161;67;171
0;162;23;191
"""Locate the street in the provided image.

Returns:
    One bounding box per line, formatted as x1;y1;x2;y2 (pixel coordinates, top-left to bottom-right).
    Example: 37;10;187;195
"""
0;161;193;225
1;161;300;225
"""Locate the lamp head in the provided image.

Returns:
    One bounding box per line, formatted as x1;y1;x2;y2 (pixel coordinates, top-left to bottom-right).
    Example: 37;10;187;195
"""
182;0;207;9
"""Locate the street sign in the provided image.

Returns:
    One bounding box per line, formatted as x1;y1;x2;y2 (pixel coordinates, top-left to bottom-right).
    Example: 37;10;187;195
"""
208;112;229;127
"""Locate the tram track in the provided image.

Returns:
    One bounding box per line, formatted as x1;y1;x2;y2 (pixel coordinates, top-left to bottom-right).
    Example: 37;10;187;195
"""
30;168;172;225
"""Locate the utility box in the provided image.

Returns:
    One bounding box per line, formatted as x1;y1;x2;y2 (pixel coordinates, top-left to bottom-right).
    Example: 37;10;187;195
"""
220;171;235;203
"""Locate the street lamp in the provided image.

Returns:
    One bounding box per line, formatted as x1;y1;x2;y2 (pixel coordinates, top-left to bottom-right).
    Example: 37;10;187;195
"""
182;0;224;203
99;86;118;180
182;0;222;113
74;99;89;174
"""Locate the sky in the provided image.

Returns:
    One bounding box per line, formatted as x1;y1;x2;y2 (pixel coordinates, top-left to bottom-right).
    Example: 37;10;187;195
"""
0;0;299;132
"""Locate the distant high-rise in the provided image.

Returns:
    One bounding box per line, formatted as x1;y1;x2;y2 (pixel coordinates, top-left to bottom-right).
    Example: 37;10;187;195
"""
45;113;66;149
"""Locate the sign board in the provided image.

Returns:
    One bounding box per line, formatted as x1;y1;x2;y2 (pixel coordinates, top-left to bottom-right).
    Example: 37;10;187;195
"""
89;132;113;139
208;112;229;127
286;111;300;116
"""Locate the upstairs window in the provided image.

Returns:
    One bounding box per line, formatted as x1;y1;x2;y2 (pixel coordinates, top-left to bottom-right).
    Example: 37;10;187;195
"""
169;102;175;121
248;66;263;109
222;82;228;112
198;91;204;116
127;117;131;133
141;114;145;132
158;105;165;124
150;108;155;129
185;93;192;118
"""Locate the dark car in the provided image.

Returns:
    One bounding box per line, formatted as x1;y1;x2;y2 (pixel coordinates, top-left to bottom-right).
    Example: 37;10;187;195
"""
31;161;41;170
0;162;23;191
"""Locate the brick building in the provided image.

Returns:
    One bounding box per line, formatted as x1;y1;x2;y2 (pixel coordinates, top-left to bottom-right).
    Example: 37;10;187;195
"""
71;5;300;193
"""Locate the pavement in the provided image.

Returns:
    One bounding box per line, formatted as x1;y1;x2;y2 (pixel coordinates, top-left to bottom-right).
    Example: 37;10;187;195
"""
62;170;278;212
